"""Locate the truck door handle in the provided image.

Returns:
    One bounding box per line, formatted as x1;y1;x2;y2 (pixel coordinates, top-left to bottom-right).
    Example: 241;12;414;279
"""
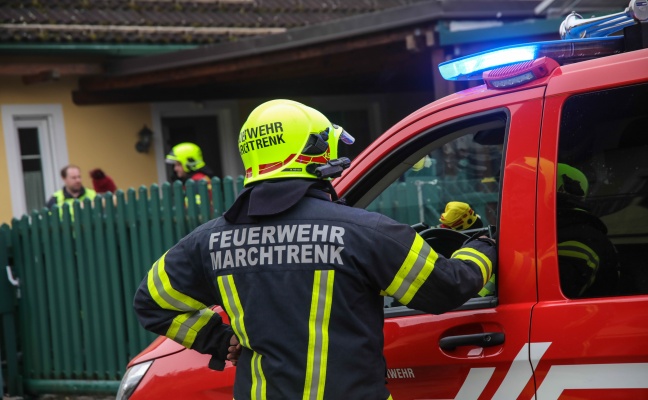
439;332;505;351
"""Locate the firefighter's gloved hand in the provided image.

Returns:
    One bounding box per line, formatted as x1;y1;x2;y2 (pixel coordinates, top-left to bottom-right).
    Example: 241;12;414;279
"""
227;334;242;366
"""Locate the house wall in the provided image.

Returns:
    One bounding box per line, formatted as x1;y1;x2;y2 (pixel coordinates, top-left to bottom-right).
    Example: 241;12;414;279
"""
0;76;157;224
0;76;432;225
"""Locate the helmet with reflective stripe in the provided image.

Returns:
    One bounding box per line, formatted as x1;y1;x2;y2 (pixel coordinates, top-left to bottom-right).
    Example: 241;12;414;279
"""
166;142;206;173
239;99;354;186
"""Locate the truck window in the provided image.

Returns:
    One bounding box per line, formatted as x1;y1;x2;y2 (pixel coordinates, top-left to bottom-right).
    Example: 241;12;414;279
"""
358;112;506;307
558;82;648;298
366;132;501;228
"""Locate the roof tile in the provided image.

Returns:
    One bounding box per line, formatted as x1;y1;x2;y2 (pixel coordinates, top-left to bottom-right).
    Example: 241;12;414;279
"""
0;0;429;44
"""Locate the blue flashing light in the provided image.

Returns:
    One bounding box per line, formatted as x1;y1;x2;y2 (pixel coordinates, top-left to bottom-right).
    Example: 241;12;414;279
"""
439;36;623;81
439;46;537;81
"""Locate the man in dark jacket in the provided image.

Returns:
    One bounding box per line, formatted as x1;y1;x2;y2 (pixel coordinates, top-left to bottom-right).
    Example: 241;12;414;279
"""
46;164;97;214
134;99;497;400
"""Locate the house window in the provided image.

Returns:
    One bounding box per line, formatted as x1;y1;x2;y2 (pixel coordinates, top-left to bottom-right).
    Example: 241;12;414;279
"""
17;126;46;212
1;104;69;218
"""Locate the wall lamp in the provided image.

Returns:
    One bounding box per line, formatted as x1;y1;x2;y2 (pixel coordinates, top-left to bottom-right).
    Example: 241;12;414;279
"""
135;125;153;153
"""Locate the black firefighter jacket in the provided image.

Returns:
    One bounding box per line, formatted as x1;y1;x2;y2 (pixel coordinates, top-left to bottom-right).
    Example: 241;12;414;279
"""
134;180;496;400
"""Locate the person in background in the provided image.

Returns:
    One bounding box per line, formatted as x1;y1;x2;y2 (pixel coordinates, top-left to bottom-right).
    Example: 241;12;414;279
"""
166;142;215;205
46;165;97;211
165;142;215;183
134;99;497;400
555;163;619;298
89;168;117;194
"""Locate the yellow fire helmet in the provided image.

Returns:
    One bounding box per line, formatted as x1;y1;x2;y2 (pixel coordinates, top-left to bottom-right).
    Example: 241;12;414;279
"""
239;99;355;186
557;163;589;197
166;142;206;173
439;201;481;231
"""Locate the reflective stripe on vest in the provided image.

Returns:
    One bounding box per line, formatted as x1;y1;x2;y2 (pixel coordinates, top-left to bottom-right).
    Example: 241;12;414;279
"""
52;188;97;217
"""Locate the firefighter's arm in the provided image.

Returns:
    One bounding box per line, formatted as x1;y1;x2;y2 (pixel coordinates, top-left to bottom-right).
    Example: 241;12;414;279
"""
372;217;496;314
133;242;234;370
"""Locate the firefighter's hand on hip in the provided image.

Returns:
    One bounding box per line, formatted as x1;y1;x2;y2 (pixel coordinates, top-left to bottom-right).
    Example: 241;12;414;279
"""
227;335;242;366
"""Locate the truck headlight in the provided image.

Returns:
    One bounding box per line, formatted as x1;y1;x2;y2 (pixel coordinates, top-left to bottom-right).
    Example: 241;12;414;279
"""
116;360;153;400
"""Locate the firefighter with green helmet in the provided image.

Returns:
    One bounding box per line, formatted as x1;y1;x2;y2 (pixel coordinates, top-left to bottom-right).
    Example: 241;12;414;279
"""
166;142;214;183
134;99;497;400
166;142;215;204
555;163;619;298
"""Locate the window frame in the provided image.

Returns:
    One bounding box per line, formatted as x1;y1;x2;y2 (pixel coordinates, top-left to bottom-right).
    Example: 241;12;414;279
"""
1;104;69;218
338;109;511;316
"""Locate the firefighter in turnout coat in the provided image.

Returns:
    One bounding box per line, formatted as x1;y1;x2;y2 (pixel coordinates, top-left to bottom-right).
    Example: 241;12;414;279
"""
134;99;497;400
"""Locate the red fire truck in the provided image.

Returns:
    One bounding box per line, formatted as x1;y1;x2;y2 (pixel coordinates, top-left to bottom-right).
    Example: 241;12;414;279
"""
117;2;648;399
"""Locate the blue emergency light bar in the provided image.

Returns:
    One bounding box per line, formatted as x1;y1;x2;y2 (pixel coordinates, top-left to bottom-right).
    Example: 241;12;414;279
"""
438;36;624;81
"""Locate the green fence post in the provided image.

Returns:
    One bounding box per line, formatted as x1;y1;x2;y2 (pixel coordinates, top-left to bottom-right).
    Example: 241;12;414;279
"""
70;203;93;380
172;181;186;242
223;176;235;209
103;193;128;379
211;177;224;217
185;180;198;231
44;208;66;379
15;216;36;381
115;190;140;360
161;183;175;251
60;204;84;378
91;197;118;379
127;189;149;351
133;187;153;348
149;185;164;260
80;198;105;379
197;180;211;223
28;211;52;378
0;224;20;395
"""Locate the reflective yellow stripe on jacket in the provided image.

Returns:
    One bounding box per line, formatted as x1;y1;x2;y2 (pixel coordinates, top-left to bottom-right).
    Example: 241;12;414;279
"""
451;247;492;285
383;235;437;305
558;240;600;271
218;275;266;400
303;270;335;400
147;252;214;348
478;274;497;297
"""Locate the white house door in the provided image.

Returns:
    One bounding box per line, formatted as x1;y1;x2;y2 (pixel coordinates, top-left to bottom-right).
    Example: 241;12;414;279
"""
14;118;58;213
2;105;68;219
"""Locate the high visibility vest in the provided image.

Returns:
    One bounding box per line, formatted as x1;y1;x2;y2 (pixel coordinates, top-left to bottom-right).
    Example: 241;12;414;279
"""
52;187;97;218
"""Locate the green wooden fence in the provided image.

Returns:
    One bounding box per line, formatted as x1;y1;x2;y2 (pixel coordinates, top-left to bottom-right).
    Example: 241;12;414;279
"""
0;177;243;396
0;174;496;397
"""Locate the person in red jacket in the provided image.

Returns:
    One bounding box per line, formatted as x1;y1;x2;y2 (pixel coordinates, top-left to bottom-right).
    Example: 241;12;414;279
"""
89;168;117;194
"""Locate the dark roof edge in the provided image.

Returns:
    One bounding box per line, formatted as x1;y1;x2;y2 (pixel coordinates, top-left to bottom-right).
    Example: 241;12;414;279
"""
107;1;540;76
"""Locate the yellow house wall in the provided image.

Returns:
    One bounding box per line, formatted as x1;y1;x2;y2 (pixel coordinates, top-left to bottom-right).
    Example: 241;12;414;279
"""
0;76;157;224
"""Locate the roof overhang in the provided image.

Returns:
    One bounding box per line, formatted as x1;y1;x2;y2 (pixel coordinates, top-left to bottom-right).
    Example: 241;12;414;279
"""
73;1;545;105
